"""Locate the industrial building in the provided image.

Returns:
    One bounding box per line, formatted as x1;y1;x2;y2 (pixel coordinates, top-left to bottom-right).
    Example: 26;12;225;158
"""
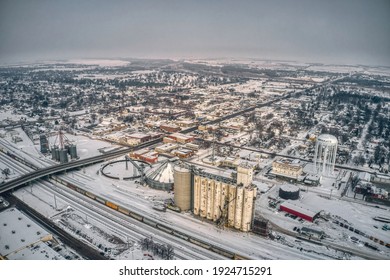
313;134;338;176
127;133;151;145
173;163;257;232
130;149;159;164
279;201;320;222
0;208;61;260
167;133;194;144
155;143;179;154
160;123;181;133
252;216;270;236
271;158;303;180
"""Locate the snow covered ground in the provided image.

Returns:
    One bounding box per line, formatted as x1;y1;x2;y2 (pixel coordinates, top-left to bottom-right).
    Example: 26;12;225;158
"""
256;182;390;259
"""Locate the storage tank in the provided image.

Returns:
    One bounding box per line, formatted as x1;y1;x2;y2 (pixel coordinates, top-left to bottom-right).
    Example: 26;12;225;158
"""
241;186;256;232
206;180;214;220
199;178;208;218
173;166;192;211
69;144;78;159
40;135;49;154
234;186;244;229
145;160;175;191
59;149;68;164
279;184;300;200
51;146;57;160
228;185;237;227
193;175;201;215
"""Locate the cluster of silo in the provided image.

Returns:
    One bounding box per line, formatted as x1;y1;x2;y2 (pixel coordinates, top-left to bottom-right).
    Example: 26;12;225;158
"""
50;144;77;164
192;174;257;232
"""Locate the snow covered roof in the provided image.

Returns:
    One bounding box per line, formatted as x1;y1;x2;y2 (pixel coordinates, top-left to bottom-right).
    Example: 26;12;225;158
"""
0;208;60;259
280;201;320;218
146;159;176;184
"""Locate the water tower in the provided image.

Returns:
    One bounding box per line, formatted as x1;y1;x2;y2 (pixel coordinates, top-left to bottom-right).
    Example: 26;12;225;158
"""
313;134;338;176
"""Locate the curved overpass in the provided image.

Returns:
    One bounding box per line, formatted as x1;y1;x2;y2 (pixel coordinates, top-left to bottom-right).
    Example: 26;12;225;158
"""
0;138;162;194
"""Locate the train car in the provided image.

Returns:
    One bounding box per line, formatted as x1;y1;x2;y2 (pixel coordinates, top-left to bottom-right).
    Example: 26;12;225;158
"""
75;187;85;195
118;206;130;216
210;245;235;259
67;183;77;191
129;211;143;222
172;230;189;241
95;196;106;205
233;254;249;260
143;217;158;228
85;191;96;200
106;201;118;210
156;223;173;234
189;237;211;250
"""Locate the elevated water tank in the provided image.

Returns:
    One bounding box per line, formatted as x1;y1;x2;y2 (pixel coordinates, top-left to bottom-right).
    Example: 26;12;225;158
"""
173;166;191;211
314;134;338;176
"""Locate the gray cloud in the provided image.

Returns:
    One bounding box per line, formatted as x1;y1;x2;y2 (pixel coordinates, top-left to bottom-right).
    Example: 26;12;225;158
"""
0;0;389;66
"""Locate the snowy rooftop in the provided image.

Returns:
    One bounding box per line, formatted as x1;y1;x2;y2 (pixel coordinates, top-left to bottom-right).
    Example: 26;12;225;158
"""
0;208;58;259
146;160;175;184
280;201;320;218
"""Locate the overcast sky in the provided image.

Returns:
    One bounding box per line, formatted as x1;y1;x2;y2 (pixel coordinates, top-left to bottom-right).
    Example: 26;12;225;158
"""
0;0;389;66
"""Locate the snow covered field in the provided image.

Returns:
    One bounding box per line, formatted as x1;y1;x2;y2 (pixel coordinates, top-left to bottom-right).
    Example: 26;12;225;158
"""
257;183;390;259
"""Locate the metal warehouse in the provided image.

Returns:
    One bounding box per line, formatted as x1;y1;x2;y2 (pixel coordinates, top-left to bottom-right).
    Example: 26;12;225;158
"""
279;201;320;222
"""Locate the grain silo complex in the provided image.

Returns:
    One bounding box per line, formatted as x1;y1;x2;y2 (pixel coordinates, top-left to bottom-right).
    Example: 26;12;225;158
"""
182;163;257;232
